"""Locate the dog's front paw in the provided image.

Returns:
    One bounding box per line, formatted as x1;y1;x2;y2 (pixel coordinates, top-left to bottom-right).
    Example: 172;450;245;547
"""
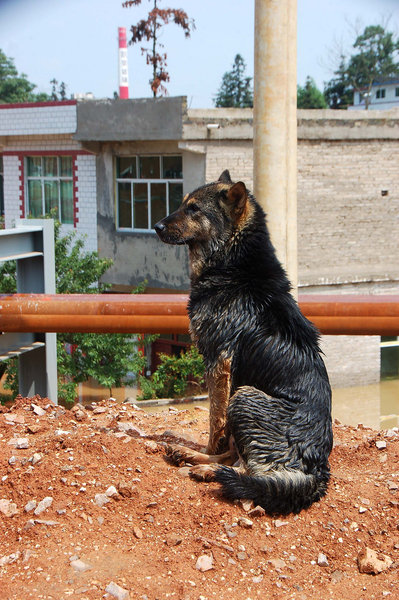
165;443;189;466
189;464;217;482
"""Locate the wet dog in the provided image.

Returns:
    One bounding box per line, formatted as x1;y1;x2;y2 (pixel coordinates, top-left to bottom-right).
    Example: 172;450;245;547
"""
154;170;332;514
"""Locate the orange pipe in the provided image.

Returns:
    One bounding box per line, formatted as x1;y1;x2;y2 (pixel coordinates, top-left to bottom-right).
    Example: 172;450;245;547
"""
1;314;189;334
0;294;398;335
0;294;189;316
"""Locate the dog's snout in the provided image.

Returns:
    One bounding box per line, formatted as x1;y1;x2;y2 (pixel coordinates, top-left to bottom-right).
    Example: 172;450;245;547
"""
154;221;166;234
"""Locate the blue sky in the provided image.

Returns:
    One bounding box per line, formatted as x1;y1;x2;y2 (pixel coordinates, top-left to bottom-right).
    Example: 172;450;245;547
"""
1;0;399;107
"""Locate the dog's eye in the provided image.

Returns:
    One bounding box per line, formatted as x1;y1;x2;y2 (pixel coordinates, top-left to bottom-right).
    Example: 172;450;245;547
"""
187;203;200;214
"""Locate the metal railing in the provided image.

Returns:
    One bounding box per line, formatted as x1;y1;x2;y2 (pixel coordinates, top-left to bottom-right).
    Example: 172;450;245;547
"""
0;293;398;336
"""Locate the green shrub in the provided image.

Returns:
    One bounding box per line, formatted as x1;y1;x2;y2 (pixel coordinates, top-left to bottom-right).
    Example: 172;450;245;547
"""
138;345;205;400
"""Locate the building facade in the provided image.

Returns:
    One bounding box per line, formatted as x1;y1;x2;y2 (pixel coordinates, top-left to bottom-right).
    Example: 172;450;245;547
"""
1;98;398;388
351;79;399;110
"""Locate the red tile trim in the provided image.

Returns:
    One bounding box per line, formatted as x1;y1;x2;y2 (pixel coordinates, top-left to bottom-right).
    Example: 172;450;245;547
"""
73;157;79;227
18;155;25;218
0;100;77;110
2;150;91;157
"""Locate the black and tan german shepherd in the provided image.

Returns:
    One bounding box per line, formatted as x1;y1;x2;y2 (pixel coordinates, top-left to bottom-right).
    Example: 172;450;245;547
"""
154;170;332;515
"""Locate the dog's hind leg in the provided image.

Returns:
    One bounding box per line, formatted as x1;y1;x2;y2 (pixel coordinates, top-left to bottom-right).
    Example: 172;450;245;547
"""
206;357;232;455
165;443;234;467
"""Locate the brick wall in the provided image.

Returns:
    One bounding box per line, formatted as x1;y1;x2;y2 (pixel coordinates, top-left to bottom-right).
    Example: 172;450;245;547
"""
3;155;21;228
0;102;77;136
205;141;254;189
74;154;97;253
297;139;399;289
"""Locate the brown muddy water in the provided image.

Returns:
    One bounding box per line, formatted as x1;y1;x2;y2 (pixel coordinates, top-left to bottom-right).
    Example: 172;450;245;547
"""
81;377;399;429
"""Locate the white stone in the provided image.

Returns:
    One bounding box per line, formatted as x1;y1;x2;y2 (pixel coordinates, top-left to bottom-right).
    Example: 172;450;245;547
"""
34;496;53;516
105;581;130;599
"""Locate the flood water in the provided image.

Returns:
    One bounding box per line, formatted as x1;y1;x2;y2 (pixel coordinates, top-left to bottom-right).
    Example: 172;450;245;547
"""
77;377;399;430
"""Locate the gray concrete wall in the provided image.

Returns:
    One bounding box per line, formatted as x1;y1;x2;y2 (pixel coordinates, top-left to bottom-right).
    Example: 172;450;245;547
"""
75;97;186;142
96;140;193;291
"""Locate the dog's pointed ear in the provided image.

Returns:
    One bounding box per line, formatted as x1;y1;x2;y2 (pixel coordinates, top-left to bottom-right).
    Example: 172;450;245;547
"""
218;170;232;184
225;181;248;218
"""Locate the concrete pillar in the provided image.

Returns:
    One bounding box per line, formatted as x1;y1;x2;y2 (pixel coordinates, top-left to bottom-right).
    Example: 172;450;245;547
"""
253;0;298;292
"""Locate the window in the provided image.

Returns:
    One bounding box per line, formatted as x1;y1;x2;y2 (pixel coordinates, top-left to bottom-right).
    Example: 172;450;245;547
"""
376;88;386;99
116;155;183;231
381;336;399;379
395;87;399;97
26;156;74;224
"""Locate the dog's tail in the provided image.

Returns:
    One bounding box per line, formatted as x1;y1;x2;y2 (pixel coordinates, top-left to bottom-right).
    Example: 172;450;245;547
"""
213;465;328;515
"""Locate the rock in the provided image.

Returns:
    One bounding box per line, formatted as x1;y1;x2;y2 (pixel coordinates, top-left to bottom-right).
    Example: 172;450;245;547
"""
27;424;41;434
273;519;289;528
317;552;329;567
0;551;20;567
31;453;43;465
16;438;29;449
387;481;398;491
34;496;53;515
375;440;387;450
0;499;18;517
5;414;25;424
70;559;92;572
248;506;266;518
94;493;110;508
117;423;146;437
195;554;214;572
133;526;143;539
105;485;119;498
74;409;87;422
238;516;253;528
117;481;133;498
269;558;286;570
165;533;183;546
144;440;159;453
31;404;46;416
252;575;264;583
8;456;16;465
105;581;130;600
24;500;37;512
240;499;254;512
357;547;393;574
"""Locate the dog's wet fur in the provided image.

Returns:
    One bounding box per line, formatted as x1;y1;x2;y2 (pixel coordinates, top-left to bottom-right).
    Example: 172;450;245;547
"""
154;170;333;515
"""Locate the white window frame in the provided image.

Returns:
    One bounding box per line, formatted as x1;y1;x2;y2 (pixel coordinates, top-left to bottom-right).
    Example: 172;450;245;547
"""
25;155;74;225
115;155;183;233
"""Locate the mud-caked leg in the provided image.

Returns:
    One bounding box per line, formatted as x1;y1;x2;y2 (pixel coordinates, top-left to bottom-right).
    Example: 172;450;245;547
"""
206;358;232;455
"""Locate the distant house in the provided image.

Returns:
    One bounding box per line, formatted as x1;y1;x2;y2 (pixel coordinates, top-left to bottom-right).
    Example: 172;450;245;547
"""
351;78;399;110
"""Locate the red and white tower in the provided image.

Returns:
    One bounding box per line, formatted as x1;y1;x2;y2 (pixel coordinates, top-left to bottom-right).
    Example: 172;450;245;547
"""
118;27;129;99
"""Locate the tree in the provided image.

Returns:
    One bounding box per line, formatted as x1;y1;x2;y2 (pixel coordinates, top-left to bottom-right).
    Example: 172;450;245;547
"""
214;54;253;108
0;49;49;103
297;76;327;109
324;57;353;109
123;0;195;97
324;24;399;109
0;218;147;403
50;78;68;101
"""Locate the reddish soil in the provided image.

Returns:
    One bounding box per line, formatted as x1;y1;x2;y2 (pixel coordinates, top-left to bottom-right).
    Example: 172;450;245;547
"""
0;395;398;600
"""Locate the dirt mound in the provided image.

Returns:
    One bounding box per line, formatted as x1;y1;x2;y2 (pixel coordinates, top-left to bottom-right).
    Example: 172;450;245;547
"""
0;396;398;599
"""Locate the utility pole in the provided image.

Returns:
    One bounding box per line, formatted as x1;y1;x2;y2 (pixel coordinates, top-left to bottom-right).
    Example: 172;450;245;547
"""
253;0;298;293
